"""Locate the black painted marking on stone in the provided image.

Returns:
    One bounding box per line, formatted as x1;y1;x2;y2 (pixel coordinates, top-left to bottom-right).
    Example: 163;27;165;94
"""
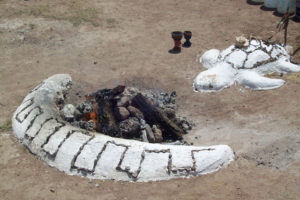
20;107;40;123
46;130;76;158
116;147;129;168
144;149;171;175
91;141;110;173
240;47;257;55
86;141;130;175
23;134;30;142
171;168;191;176
53;130;74;156
71;134;95;167
167;152;172;175
190;148;215;175
70;134;95;173
18;106;42;143
224;39;287;70
45;152;56;161
133;151;146;181
27;118;53;142
124;149;172;180
80;131;92;136
24;106;43;134
15;98;34;123
240;41;280;70
108;141;130;176
109;140;130;148
116;147;135;179
30;119;64;156
242;54;249;69
70;138;109;175
169;150;194;176
41;121;66;149
144;149;170;153
225;61;235;69
223;47;236;60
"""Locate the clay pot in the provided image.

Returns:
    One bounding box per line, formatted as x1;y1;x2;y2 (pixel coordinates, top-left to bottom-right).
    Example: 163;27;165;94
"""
169;31;183;54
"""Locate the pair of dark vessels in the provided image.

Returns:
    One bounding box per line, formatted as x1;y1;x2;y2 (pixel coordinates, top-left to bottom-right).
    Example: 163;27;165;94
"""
169;31;192;54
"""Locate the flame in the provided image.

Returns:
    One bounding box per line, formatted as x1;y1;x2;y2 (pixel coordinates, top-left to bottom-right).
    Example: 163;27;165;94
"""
90;111;98;123
81;96;98;124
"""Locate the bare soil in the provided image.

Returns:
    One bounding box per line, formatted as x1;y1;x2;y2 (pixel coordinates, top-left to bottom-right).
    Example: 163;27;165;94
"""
1;0;300;199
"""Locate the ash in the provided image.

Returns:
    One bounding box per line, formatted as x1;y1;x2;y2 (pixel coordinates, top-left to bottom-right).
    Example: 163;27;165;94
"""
60;86;194;143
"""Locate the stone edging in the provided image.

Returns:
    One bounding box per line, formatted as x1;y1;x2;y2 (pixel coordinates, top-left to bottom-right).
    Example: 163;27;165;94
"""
12;74;234;182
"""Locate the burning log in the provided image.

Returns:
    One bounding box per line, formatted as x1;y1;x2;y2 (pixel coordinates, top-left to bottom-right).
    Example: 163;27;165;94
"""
85;85;126;136
132;93;184;140
95;96;119;136
88;85;125;99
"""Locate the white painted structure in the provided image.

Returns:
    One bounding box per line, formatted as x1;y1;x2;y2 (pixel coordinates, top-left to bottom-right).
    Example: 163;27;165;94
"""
193;39;300;92
12;74;234;182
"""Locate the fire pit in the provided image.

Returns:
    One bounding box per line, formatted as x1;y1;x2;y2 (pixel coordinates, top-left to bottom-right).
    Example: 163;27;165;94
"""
12;74;234;182
62;85;193;144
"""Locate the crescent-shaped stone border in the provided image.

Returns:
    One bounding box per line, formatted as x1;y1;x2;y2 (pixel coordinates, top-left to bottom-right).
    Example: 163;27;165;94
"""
12;74;234;182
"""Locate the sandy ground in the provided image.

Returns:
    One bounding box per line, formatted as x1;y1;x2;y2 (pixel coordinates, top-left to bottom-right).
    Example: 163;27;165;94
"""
1;0;300;199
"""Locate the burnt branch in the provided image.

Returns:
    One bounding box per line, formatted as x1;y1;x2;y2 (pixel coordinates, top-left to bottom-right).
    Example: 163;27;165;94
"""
132;93;184;140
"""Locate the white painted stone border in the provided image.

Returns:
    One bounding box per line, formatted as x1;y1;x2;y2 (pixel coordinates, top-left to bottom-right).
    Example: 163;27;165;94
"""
12;74;234;182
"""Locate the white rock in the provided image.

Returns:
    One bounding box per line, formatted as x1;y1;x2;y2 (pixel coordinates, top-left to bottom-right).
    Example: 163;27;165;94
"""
193;63;237;92
236;70;285;90
235;36;249;48
61;104;77;120
200;49;220;69
244;50;270;69
225;50;247;68
220;45;235;58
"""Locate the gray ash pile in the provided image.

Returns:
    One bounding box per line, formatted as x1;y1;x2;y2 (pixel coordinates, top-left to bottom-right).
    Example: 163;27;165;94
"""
60;85;193;143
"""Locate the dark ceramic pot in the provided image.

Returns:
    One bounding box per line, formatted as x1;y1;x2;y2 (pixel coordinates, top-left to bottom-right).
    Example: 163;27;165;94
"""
169;31;183;54
182;31;192;48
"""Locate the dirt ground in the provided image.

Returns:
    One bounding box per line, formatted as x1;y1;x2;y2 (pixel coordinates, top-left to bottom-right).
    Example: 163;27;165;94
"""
1;0;300;199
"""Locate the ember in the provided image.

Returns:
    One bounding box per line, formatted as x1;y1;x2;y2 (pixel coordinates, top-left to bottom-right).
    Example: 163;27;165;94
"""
61;86;193;143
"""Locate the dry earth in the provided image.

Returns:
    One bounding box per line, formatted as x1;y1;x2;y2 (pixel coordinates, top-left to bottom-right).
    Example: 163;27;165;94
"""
1;0;300;199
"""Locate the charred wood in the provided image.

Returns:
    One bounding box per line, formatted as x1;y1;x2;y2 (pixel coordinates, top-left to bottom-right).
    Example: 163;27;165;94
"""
132;93;183;140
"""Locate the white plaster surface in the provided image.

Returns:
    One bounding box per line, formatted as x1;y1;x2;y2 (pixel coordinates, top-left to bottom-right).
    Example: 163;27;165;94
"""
12;74;234;182
225;50;247;68
170;148;194;172
26;113;52;138
94;143;126;178
138;151;170;181
237;70;285;90
119;146;144;175
244;50;270;69
193;63;237;92
30;119;63;151
74;137;106;171
55;131;91;171
43;126;71;156
194;39;300;92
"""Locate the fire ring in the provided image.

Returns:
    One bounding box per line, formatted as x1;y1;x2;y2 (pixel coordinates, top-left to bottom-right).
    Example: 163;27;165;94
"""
12;74;234;182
